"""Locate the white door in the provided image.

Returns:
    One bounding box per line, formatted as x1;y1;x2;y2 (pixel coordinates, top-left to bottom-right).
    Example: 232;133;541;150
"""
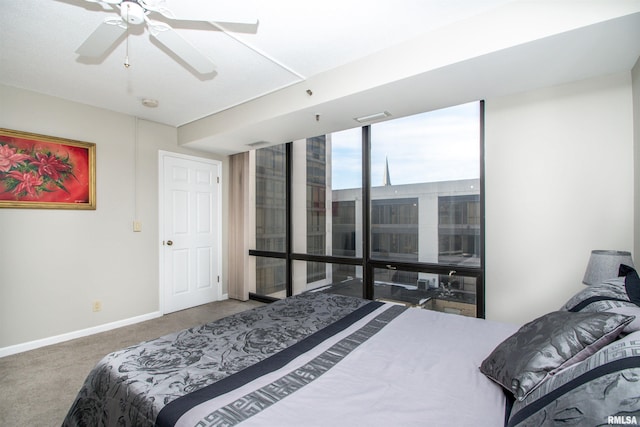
160;151;221;314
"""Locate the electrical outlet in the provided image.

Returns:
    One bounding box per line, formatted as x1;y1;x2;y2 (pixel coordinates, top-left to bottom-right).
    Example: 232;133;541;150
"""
92;301;102;312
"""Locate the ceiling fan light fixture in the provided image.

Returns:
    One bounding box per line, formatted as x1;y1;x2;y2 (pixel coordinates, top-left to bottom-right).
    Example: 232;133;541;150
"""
74;0;253;75
121;1;146;25
141;98;159;108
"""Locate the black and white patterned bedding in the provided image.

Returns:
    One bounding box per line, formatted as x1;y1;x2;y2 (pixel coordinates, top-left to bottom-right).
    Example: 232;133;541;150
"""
62;292;370;427
62;291;518;427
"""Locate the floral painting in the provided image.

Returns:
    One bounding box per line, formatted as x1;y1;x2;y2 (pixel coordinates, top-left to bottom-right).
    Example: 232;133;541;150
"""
0;128;95;209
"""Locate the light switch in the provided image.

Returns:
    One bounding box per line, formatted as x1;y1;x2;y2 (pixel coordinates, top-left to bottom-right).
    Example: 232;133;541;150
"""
133;221;142;232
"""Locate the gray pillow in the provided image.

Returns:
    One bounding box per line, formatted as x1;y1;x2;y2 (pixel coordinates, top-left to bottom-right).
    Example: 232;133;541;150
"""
606;305;640;333
480;311;634;401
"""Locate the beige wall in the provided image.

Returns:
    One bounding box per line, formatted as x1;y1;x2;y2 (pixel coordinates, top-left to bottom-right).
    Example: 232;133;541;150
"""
484;72;636;324
0;84;228;352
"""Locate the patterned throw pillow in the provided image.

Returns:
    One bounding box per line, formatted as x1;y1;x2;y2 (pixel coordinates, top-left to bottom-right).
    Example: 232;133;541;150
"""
480;311;634;401
507;330;640;426
561;275;640;333
561;277;631;312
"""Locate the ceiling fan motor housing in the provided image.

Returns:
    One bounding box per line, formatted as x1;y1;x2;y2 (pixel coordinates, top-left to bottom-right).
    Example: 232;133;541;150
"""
120;1;147;25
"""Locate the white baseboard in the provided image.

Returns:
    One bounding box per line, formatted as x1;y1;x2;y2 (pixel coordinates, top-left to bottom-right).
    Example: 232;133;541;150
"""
0;311;162;358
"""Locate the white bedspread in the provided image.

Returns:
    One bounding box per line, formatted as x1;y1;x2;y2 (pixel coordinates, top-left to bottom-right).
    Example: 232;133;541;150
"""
175;304;518;427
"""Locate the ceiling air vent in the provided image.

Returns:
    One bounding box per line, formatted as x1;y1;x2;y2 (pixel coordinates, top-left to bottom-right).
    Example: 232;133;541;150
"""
246;140;271;148
354;111;391;124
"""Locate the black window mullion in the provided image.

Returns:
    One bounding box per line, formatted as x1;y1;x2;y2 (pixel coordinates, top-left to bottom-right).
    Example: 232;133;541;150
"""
362;126;373;300
479;100;486;318
285;142;293;297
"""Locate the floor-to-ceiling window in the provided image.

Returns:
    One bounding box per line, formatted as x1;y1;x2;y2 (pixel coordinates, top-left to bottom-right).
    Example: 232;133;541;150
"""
369;102;482;316
289;128;363;296
305;136;328;284
249;101;484;317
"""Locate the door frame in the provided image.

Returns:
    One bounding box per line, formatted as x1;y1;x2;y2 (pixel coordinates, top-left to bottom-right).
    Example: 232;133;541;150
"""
158;150;222;315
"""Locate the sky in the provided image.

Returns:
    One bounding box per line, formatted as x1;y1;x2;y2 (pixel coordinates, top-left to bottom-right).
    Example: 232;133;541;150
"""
331;102;480;189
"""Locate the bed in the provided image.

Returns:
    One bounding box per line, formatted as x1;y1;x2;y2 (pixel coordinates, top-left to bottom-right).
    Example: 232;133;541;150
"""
63;269;640;427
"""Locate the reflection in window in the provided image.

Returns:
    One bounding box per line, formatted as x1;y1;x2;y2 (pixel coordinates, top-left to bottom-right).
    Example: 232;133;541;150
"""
332;201;356;257
371;198;419;261
306;136;327;283
438;195;480;267
291;129;362;283
293;260;362;298
255;144;286;252
256;256;286;298
373;267;477;318
255;145;287;297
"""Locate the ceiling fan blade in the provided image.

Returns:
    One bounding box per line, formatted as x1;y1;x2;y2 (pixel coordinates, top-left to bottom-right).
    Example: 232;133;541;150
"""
80;0;115;10
76;18;127;57
209;20;259;34
82;0;120;4
140;0;258;27
148;22;216;74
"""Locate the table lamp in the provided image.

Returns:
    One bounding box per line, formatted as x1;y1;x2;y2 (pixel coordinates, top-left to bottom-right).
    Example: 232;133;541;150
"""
582;250;635;286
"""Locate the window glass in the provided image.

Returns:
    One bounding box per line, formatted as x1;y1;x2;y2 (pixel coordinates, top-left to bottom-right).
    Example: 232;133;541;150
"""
332;200;357;257
250;101;483;315
330;127;363;257
293;260;363;297
371;198;419;262
255;130;364;298
254;145;287;299
305;136;327;283
292;128;362;263
438;195;480;266
368;102;480;266
255;256;286;298
255;144;287;252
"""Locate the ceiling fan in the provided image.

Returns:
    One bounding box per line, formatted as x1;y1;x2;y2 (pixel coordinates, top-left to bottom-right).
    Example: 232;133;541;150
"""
76;0;258;74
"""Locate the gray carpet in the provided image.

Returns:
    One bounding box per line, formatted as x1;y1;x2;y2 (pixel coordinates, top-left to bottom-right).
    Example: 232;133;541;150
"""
0;299;264;427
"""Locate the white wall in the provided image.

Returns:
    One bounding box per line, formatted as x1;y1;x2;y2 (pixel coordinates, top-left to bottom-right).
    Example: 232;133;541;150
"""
0;85;228;352
633;58;640;261
485;72;636;324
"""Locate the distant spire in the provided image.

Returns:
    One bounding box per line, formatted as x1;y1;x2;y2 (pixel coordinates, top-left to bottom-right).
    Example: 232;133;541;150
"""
383;156;392;186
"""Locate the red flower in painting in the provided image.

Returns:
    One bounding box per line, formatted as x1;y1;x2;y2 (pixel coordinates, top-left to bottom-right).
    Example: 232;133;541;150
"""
7;170;44;197
0;138;86;202
0;144;30;172
31;152;72;181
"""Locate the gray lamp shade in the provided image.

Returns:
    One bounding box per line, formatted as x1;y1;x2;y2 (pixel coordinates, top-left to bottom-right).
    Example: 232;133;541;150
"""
582;250;635;286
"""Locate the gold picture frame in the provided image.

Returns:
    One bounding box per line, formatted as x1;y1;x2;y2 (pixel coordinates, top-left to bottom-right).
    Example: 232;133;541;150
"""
0;128;96;209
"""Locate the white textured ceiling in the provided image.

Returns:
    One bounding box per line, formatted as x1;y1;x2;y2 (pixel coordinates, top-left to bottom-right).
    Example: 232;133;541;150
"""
0;0;508;124
1;0;640;155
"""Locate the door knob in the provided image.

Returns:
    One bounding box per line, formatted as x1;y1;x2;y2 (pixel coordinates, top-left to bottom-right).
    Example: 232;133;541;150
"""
166;240;173;246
